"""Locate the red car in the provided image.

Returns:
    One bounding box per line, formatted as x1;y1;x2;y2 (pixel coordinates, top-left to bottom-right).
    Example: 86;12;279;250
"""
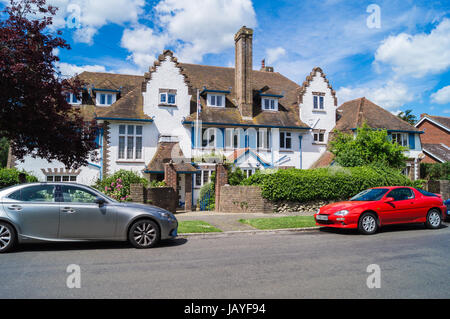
314;186;447;235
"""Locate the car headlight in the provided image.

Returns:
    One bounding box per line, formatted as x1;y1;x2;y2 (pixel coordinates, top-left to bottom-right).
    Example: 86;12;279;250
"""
161;212;176;221
315;209;321;214
333;210;349;216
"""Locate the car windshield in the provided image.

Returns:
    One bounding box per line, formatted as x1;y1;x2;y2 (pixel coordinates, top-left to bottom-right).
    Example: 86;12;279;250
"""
350;188;389;201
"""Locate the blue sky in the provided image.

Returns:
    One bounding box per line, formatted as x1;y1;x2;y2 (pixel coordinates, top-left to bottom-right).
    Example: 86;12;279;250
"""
2;0;450;117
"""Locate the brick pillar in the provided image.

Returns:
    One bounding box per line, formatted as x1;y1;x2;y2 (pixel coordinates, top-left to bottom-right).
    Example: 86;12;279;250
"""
215;164;228;212
130;184;146;203
184;174;193;211
164;162;178;196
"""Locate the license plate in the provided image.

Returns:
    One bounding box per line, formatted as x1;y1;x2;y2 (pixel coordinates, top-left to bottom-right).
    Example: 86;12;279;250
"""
316;215;328;221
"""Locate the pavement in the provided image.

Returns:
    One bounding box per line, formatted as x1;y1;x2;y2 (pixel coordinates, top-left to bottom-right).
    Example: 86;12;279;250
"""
0;222;449;298
175;211;314;232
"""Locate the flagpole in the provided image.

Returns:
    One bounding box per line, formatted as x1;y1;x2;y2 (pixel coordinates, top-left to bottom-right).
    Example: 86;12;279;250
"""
195;89;200;159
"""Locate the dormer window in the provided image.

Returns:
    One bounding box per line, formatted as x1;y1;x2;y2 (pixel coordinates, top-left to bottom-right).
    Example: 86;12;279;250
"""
313;94;324;110
262;98;278;111
96;92;116;106
66;93;81;105
207;94;225;107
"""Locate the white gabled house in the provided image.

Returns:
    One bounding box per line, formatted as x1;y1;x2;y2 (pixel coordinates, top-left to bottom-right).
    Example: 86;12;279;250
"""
10;26;423;209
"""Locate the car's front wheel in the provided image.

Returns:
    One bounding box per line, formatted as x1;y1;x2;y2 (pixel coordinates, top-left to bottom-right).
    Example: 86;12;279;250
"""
0;222;16;253
425;209;442;229
358;212;378;235
128;219;160;249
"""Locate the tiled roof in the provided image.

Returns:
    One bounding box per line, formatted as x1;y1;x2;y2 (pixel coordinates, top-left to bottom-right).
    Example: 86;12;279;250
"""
145;142;197;172
334;97;421;132
422;143;450;162
420;114;450;130
310;150;335;168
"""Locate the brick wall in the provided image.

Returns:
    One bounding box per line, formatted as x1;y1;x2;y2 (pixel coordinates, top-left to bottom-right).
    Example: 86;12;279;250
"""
416;120;450;146
214;164;228;211
218;185;274;213
129;184;178;213
426;180;450;200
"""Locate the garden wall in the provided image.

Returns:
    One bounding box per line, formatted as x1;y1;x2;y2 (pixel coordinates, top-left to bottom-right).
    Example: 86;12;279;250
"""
218;185;274;213
130;184;178;213
425;180;449;200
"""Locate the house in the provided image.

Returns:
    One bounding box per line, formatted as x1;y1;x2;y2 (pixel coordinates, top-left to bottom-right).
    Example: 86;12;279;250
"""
415;114;450;163
312;97;424;180
9;26;422;209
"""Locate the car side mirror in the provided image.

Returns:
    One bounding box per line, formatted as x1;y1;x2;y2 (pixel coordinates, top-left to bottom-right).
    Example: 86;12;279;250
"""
95;197;106;206
383;197;394;203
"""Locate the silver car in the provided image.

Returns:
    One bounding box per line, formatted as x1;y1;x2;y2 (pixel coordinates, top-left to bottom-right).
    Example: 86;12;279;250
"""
0;183;178;253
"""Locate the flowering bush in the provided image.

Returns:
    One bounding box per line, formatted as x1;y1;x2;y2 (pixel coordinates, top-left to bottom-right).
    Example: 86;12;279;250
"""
93;170;148;202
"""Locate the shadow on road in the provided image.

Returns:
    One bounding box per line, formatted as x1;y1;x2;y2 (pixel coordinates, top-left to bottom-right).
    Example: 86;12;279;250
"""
319;222;448;236
11;238;188;253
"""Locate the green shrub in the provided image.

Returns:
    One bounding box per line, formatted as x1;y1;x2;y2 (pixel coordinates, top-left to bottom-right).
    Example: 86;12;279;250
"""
420;162;450;180
0;168;38;189
199;182;215;210
93;170;148;202
242;166;418;202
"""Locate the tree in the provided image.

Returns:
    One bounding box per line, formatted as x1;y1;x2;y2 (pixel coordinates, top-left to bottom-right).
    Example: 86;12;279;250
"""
0;137;9;168
329;123;408;169
397;109;417;125
0;0;97;169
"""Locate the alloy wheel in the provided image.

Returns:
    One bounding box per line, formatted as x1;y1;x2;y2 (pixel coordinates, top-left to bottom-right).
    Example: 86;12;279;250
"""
0;225;11;251
428;211;441;228
362;215;376;233
133;222;157;247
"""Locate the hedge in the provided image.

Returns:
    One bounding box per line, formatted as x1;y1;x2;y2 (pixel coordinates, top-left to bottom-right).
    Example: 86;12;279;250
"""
420;162;450;180
241;166;423;202
0;168;38;189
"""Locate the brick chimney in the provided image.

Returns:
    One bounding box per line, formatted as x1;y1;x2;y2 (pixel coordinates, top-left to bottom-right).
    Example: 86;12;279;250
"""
260;59;274;72
235;26;253;119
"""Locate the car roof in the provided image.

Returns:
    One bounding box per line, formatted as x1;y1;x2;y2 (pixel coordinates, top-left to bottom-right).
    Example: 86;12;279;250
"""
371;186;413;189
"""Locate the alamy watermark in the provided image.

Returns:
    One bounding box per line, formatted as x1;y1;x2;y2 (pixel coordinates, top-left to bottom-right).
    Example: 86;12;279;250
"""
366;264;381;289
66;264;81;289
366;4;381;29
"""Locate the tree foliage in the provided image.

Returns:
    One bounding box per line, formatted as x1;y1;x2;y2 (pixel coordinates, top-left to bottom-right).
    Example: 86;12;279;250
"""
329;124;408;169
397;109;417;125
0;137;9;168
0;0;98;168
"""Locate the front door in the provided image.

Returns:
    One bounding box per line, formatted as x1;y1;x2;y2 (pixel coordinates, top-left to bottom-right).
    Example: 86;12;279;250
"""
58;185;116;239
2;185;60;239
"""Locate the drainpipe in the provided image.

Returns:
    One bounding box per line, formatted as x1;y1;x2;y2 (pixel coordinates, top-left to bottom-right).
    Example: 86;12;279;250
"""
299;135;303;169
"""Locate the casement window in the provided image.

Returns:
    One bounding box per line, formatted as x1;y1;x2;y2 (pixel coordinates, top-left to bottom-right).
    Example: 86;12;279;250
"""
66;93;81;105
391;133;408;147
262;98;278;111
194;169;214;188
279;131;292;150
242;168;257;178
257;129;270;149
96;93;116;106
46;175;77;182
159;91;177;105
207;94;225;107
118;125;143;160
313;95;324;110
225;128;242;149
201;128;216;148
313;131;325;143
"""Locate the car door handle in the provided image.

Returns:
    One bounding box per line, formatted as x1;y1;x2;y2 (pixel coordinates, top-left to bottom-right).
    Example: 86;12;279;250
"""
62;207;76;213
7;205;22;211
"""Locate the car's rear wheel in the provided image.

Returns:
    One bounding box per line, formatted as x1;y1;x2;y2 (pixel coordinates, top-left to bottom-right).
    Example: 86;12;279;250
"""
358;212;378;235
0;222;16;253
425;209;442;229
128;219;160;249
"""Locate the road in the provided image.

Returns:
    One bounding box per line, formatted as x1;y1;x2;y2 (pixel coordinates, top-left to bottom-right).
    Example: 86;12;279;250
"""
0;222;449;299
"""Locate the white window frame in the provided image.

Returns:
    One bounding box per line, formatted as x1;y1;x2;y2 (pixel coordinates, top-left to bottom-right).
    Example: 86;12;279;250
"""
96;92;116;106
257;129;271;150
46;175;77;182
242;168;257;178
313;95;324;110
194;169;214;188
201;127;217;148
262;98;278;111
313;131;326;143
391;132;408;147
118;125;143;160
279;131;292;150
159;92;177;105
66;93;81;105
207;94;225;107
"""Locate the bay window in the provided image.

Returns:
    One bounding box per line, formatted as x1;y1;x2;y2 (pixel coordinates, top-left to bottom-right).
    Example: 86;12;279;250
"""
391;133;408;147
118;125;143;160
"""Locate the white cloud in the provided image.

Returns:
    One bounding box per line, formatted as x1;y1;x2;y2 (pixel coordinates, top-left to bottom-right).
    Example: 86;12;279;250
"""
431;85;450;104
55;62;107;77
375;19;450;78
337;80;414;109
265;47;286;64
119;0;257;69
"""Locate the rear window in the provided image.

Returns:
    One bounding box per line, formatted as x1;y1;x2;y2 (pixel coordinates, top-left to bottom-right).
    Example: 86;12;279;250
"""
416;189;438;197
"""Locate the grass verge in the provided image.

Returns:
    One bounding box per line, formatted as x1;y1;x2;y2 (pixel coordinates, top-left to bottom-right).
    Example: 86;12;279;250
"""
178;220;222;233
239;216;316;230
